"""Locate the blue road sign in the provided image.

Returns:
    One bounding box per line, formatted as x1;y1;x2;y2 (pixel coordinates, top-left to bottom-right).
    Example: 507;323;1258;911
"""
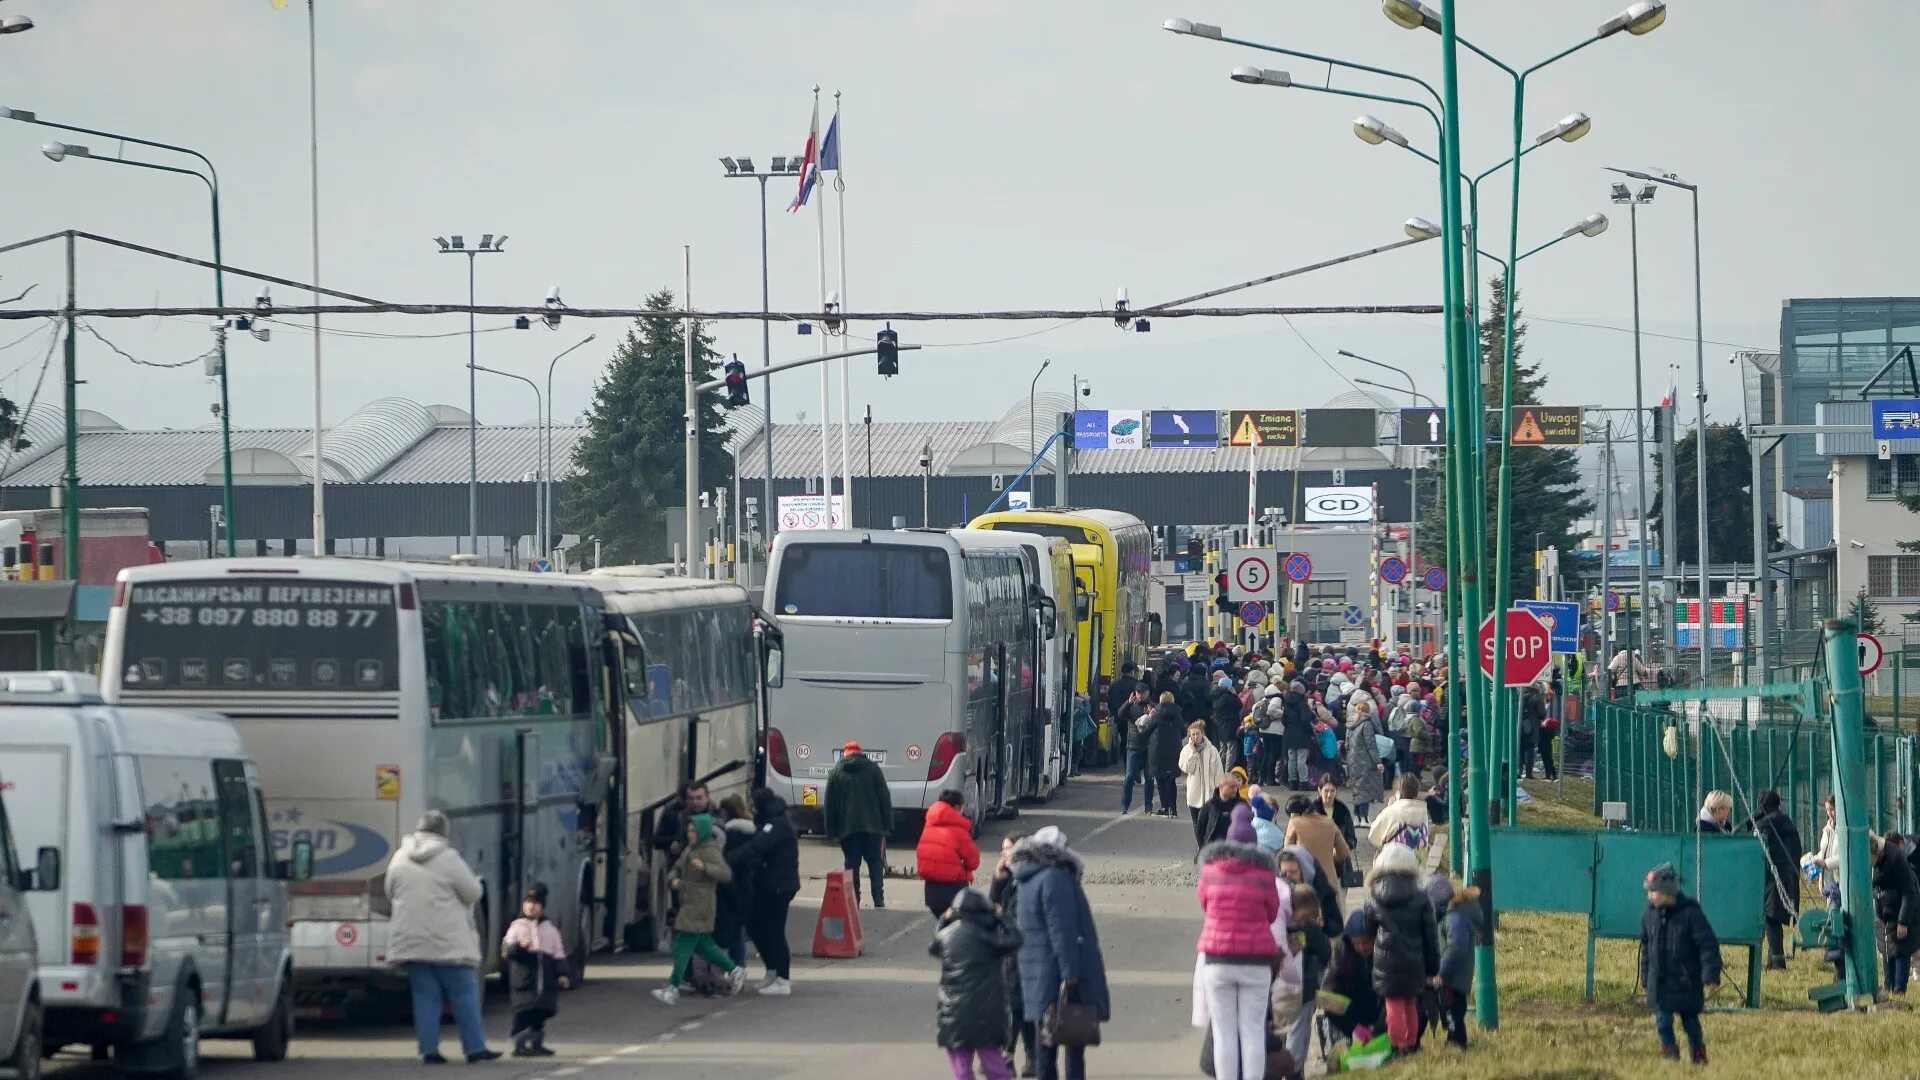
1149;410;1220;447
1871;399;1920;440
1240;601;1266;627
1284;552;1313;582
1379;555;1408;584
1072;409;1111;449
1605;590;1621;612
1342;604;1365;627
1172;557;1198;574
1422;566;1447;591
530;558;554;573
1516;599;1580;653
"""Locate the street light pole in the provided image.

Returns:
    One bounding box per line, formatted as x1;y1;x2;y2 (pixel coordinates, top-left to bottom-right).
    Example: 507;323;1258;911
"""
470;363;541;562
722;156;802;546
1028;358;1051;461
37;138;235;556
1609;166;1708;688
435;234;506;558
1612;182;1657;663
542;334;596;559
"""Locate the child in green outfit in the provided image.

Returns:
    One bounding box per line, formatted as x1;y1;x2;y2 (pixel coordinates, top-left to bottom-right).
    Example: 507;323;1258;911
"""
651;813;747;1005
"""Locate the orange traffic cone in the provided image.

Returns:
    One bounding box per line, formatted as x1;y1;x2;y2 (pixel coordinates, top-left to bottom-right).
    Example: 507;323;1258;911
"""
810;869;865;958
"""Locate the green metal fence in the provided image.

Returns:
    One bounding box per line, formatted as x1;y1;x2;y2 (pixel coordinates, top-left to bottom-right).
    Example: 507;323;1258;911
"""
1591;699;1919;844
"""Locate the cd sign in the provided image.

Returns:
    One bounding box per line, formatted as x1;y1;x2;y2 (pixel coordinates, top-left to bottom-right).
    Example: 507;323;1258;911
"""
1303;486;1375;523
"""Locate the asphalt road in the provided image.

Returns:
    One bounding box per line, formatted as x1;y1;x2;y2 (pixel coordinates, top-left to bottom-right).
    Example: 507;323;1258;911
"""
48;771;1282;1080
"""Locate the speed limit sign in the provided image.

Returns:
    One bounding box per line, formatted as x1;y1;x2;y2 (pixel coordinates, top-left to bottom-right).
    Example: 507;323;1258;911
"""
1859;632;1885;676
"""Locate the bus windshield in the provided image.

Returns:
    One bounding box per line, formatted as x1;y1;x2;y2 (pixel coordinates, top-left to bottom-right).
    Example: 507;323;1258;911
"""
980;522;1097;546
118;578;399;693
774;543;952;620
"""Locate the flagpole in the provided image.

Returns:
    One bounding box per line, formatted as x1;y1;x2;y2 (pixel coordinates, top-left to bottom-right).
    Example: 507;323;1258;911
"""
811;86;831;513
834;91;852;531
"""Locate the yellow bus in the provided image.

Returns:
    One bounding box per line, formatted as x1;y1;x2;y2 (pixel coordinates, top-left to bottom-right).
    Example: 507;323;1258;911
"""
967;508;1152;709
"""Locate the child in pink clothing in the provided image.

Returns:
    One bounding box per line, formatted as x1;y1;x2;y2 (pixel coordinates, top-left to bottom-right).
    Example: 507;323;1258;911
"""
502;886;573;1057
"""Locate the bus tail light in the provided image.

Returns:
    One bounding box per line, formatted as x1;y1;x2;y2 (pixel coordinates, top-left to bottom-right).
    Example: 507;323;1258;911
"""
396;583;416;610
111;579;127;608
71;903;100;965
765;727;790;777
121;905;149;968
927;731;966;782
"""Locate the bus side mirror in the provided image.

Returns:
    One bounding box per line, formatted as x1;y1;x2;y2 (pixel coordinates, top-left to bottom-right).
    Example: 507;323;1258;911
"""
762;635;785;688
23;846;59;891
1034;595;1058;639
288;839;314;882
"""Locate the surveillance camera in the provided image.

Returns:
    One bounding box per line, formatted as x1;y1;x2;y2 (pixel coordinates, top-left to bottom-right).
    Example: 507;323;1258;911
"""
1849;539;1867;549
1080;385;1092;397
1827;469;1840;482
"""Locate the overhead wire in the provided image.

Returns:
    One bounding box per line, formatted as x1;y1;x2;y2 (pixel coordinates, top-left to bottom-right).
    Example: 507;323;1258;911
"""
79;321;217;370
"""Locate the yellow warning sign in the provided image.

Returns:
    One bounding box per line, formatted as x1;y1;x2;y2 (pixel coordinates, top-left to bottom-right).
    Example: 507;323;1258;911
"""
1505;405;1583;446
1226;409;1299;447
375;764;401;801
801;785;819;807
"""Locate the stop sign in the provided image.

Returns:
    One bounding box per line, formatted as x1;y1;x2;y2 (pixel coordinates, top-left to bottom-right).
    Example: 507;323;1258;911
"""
1479;608;1553;687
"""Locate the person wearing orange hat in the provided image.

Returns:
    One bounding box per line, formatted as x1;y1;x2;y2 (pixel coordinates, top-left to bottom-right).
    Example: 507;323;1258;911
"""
824;741;894;908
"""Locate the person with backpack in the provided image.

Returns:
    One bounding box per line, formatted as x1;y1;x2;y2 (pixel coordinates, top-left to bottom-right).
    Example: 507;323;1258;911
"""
1279;680;1315;791
1639;862;1721;1064
1364;844;1439;1058
1368;774;1431;852
930;888;1024;1080
918;790;982;917
1257;683;1287;786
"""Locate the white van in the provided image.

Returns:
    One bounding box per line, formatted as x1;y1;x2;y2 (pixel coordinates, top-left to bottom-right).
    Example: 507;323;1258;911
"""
0;736;62;1080
0;672;311;1078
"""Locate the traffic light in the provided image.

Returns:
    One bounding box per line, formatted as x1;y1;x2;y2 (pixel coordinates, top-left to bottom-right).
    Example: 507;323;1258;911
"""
1214;571;1235;614
1186;537;1203;560
876;327;899;377
723;356;749;408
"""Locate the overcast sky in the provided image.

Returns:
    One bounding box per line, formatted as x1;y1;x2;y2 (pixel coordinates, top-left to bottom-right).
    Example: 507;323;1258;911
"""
0;1;1901;450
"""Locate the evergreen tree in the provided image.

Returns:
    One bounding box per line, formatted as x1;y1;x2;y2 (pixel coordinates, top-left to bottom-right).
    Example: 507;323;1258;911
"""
0;391;24;454
1853;588;1886;635
1415;274;1594;600
1650;421;1768;566
565;290;733;563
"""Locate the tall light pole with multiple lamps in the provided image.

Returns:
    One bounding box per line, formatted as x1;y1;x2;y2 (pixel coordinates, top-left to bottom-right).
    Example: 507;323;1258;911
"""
1612;179;1658;663
721;155;805;548
1608;164;1709;690
434;233;506;559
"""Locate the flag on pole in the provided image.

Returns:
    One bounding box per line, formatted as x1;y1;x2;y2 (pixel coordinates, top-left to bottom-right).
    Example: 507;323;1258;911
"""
788;97;820;213
820;110;841;181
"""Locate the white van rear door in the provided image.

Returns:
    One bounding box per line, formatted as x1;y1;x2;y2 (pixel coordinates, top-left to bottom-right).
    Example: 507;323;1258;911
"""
0;746;69;964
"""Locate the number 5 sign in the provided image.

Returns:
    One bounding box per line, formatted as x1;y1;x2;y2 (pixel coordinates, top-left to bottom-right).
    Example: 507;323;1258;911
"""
1227;548;1278;602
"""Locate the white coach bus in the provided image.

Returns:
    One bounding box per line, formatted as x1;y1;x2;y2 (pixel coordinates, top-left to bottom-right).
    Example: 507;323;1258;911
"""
762;529;1047;834
102;558;614;1006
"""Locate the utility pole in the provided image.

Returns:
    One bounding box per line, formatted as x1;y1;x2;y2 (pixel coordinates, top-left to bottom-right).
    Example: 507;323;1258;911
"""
684;246;699;575
61;231;78;580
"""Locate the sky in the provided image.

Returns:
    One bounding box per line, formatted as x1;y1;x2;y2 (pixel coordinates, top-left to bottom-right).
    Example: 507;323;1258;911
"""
0;1;1904;460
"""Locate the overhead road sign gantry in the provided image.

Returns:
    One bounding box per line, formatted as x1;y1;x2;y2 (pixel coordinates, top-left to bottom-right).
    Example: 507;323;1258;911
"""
1398;407;1446;447
1507;405;1585;446
1227;409;1299;447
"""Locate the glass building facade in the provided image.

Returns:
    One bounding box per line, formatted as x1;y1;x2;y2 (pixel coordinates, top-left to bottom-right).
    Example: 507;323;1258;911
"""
1777;298;1920;493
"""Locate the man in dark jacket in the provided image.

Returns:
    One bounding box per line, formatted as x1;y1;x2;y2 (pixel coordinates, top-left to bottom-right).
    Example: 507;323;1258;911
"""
930;888;1023;1076
1742;789;1803;970
1640;862;1721;1064
1197;776;1242;850
824;742;893;909
1117;683;1155;814
1208;675;1242;751
738;788;802;996
1145;694;1186;819
1106;662;1141;727
1181;667;1213;725
1872;833;1920;995
1012;827;1108;1080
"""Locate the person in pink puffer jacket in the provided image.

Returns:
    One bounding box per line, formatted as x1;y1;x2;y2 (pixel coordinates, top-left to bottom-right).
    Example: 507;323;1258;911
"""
1195;803;1280;1080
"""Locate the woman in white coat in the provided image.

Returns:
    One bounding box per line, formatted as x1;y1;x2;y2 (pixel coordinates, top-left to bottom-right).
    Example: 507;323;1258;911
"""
1180;719;1226;847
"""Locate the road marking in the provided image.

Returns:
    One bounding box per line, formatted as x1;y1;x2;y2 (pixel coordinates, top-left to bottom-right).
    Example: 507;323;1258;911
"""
658;1031;678;1042
1080;811;1130;846
587;1056;615;1065
680;1020;703;1031
616;1044;646;1054
877;916;930;951
547;1068;582;1077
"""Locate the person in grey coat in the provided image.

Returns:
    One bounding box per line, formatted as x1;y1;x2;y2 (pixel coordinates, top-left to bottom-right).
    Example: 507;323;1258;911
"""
1344;706;1386;822
1012;826;1109;1080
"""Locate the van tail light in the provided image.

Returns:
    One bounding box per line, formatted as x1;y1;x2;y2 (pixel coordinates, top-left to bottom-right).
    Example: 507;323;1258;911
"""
121;905;149;968
927;731;966;782
71;903;101;965
111;578;128;608
765;727;791;777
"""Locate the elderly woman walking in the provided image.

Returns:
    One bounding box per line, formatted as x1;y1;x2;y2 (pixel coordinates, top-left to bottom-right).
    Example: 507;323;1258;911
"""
1012;827;1109;1080
1343;698;1386;826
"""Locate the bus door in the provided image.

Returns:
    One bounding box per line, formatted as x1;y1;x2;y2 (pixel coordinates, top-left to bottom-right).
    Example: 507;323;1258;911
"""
990;643;1009;812
507;729;541;915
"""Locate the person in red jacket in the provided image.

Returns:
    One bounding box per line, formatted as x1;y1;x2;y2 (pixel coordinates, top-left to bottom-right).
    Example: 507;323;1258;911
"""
1195;804;1280;1080
916;790;981;917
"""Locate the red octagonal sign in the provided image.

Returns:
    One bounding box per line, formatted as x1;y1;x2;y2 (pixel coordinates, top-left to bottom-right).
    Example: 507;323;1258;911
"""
1479;608;1552;687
